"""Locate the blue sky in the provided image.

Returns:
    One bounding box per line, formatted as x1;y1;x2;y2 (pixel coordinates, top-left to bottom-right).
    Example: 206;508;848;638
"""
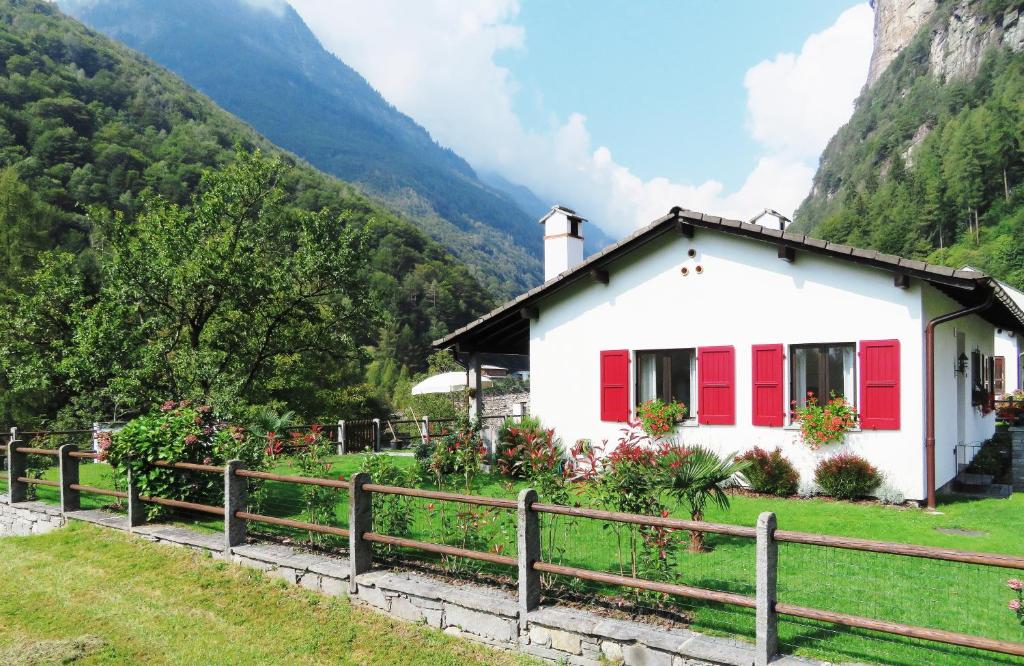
289;0;874;236
503;1;862;191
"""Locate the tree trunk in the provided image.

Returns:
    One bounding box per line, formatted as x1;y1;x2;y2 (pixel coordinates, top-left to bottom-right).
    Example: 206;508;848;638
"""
688;509;706;553
1005;168;1010;203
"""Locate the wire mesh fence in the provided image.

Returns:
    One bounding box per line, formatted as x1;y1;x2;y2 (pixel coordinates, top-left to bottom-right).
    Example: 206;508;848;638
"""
776;542;1024;666
537;512;756;636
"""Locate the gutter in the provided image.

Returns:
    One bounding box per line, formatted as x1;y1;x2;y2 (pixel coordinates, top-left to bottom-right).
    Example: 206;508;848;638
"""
924;290;994;509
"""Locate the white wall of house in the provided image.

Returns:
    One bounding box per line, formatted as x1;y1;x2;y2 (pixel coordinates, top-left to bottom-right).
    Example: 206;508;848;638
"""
994;328;1021;395
528;230;996;501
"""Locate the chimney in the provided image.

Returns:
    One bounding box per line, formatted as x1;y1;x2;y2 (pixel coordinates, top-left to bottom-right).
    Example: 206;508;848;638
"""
540;205;585;281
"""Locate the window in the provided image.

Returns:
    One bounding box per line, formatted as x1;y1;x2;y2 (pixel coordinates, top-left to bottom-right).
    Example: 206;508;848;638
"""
995;356;1005;395
790;343;855;409
635;348;695;412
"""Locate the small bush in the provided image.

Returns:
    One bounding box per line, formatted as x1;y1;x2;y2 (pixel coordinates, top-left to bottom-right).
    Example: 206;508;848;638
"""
814;454;881;500
735;447;799;496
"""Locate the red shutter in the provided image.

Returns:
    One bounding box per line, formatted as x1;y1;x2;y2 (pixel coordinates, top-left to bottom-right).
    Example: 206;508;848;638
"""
859;339;900;430
600;350;630;422
751;344;784;426
698;346;735;425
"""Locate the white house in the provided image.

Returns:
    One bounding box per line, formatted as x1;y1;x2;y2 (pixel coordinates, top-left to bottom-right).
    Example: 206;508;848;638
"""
435;206;1024;506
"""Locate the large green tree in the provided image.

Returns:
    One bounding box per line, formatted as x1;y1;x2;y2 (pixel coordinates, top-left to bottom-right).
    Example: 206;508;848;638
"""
1;150;376;423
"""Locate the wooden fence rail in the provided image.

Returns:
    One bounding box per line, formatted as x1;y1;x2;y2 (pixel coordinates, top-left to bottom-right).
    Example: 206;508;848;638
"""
5;439;1024;664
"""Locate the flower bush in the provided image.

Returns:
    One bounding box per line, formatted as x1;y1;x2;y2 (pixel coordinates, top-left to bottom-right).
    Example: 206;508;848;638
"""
814;453;881;500
105;400;268;518
735;447;799;496
793;392;858;449
1008;579;1023;626
635;399;687;437
584;423;680;581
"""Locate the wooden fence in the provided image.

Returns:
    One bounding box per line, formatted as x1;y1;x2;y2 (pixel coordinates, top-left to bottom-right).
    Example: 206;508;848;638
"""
5;439;1024;665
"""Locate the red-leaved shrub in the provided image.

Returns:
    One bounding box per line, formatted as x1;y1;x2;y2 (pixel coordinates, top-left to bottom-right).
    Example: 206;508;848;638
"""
814;454;881;500
735;447;799;496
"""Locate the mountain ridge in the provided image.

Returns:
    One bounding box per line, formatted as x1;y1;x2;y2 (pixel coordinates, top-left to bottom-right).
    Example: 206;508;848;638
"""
60;0;564;297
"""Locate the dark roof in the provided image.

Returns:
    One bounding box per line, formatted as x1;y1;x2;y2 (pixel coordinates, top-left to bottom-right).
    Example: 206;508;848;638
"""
434;207;1024;354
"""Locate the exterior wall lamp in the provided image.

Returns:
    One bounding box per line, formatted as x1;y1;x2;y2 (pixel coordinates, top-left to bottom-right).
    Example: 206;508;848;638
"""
956;352;969;375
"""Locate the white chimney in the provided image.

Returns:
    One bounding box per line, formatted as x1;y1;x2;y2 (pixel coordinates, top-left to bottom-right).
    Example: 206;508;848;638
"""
540;205;585;281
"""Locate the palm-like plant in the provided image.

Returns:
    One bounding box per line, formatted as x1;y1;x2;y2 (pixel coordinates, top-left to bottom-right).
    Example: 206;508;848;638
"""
247;407;296;440
661;446;749;552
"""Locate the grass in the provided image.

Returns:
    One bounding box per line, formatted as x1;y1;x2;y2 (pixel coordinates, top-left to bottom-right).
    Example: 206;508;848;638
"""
19;453;1024;666
0;522;537;666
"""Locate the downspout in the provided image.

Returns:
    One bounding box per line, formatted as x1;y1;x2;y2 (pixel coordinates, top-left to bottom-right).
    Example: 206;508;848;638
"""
924;290;994;509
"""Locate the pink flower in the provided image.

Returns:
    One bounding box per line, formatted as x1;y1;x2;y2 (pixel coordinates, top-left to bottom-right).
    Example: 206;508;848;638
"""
1010;599;1022;612
184;434;198;445
1009;579;1023;591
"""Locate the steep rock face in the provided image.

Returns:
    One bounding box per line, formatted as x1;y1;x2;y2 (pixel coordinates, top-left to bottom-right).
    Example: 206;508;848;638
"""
868;0;938;86
869;0;1024;86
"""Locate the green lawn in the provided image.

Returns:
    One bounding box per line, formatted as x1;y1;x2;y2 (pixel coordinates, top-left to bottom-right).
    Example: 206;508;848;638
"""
0;522;537;665
20;454;1024;666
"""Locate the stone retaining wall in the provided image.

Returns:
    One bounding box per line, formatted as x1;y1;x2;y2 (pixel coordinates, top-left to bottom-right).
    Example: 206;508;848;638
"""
0;496;65;536
1012;427;1024;492
0;498;829;666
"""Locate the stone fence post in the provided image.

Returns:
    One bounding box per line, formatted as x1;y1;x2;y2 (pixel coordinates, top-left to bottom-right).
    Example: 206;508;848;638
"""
6;437;27;503
371;419;381;453
224;459;247;551
755;511;778;666
1010;427;1024;492
337;420;346;455
349;471;373;592
127;465;145;528
58;444;80;512
517;488;540;631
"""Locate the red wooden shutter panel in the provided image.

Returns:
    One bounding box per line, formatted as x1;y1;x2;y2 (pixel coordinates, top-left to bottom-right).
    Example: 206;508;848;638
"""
859;339;900;430
751;344;784;426
600;350;630;422
698;346;735;425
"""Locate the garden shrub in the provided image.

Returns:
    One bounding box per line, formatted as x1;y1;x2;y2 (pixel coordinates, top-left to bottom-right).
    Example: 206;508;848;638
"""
734;447;799;496
104;400;268;518
814;453;881;500
495;415;544;478
876;481;905;506
358;454;417;550
422;416;485;493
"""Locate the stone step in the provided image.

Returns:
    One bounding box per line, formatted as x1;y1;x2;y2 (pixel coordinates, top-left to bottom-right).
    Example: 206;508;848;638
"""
988;483;1014;499
956;472;994;485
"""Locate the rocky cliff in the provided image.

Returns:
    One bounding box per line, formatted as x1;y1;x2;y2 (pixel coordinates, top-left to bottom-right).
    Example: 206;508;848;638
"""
868;0;1024;86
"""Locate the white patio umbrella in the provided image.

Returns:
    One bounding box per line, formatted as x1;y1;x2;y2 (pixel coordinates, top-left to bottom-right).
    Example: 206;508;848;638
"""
410;371;492;395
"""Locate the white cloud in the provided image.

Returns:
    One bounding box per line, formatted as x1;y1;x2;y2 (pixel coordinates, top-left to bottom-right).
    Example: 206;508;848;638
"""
288;0;872;238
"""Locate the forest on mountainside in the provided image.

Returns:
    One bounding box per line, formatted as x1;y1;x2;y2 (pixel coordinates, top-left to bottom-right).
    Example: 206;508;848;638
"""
60;0;596;298
0;0;493;427
794;0;1024;287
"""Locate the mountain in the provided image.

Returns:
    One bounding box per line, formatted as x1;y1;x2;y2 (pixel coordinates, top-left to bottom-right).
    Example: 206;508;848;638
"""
60;0;555;297
793;0;1024;285
0;0;493;423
